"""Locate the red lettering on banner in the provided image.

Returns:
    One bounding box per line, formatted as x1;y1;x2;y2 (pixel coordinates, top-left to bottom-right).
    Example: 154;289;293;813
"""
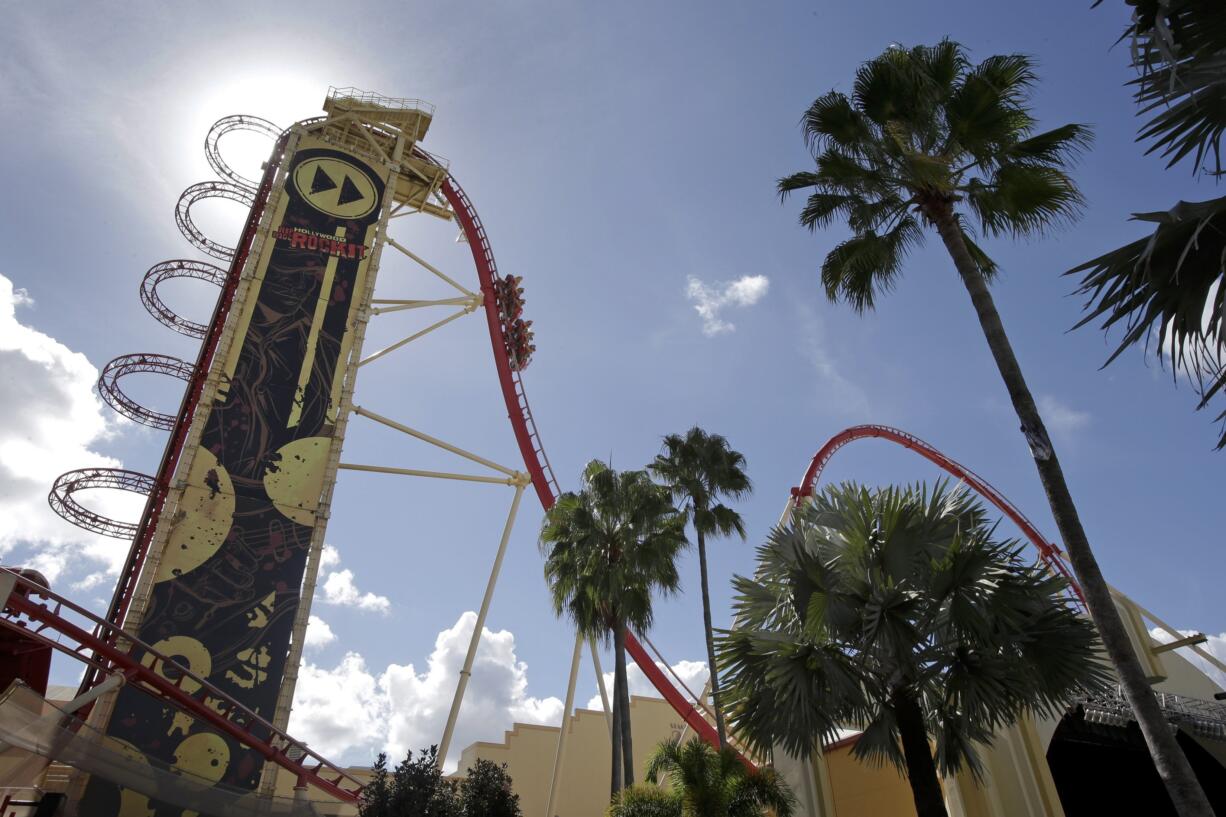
278;228;370;260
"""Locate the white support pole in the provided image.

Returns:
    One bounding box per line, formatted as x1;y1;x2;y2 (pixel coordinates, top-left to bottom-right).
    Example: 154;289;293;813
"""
59;673;125;717
337;463;519;485
1114;585;1226;676
438;482;526;763
387;237;476;297
591;638;612;737
353;405;519;476
545;634;583;817
370;297;474;315
358;305;475;368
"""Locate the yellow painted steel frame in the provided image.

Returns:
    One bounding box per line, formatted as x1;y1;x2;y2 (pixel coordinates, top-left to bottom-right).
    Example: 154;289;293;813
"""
255;153;535;774
258;96;521;797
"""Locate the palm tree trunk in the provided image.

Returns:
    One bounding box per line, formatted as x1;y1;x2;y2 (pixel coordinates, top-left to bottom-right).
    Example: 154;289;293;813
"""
614;623;635;786
931;206;1215;817
892;688;949;817
611;664;624;798
696;528;729;748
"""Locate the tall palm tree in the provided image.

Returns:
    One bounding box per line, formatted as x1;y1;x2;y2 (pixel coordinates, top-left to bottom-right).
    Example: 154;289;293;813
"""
649;428;751;749
778;41;1215;816
540;460;688;797
1072;0;1226;449
718;481;1109;817
642;737;794;817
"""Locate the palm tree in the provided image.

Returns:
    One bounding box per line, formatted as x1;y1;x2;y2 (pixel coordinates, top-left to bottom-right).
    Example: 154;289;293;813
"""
717;481;1109;817
540;460;688;797
1071;1;1226;449
649;427;751;749
778;40;1215;817
642;737;794;817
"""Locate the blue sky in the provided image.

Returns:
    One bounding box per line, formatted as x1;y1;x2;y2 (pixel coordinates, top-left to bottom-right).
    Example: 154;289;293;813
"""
1;0;1221;769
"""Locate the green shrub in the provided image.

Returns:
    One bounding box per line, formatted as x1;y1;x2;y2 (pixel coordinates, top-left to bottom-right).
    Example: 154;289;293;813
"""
460;758;522;817
607;783;682;817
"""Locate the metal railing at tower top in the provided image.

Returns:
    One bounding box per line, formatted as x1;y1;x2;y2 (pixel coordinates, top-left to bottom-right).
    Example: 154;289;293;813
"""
325;86;436;115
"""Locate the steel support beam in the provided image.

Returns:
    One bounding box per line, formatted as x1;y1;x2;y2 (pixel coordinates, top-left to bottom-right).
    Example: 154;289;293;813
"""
544;634;583;817
438;482;526;763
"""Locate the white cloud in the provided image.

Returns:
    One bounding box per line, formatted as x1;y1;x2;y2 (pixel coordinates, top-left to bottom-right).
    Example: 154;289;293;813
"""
1150;627;1226;689
0;273;140;584
289;612;563;771
794;302;869;415
585;659;709;711
1037;394;1091;436
316;544;391;614
291;652;386;759
305;615;336;650
685;275;769;336
321;569;391;614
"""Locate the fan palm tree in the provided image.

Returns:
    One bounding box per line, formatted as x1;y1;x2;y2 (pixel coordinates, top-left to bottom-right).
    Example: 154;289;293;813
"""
717;481;1109;817
1072;0;1226;449
540;460;688;797
778;40;1214;816
649;427;752;749
640;737;794;817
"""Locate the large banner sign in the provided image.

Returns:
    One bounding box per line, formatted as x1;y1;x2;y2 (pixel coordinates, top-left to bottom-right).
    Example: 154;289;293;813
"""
82;139;389;815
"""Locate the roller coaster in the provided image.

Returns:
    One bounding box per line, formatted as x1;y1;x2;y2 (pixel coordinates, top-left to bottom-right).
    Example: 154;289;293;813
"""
1;88;1205;816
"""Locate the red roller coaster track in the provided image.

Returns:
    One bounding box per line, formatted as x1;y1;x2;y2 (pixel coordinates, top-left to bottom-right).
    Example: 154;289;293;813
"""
138;259;227;339
792;425;1083;602
97;353;196;431
0;569;365;802
5;120;1090;806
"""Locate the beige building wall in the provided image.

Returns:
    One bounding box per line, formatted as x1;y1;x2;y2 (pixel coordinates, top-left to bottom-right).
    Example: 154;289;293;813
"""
451;594;1223;817
822;738;913;816
457;695;686;817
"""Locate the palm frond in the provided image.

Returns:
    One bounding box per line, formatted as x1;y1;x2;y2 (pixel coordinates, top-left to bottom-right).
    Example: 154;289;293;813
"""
798;193;856;233
1006;123;1094;166
944;54;1038;162
959;224;1000;279
814;149;895;196
914;39;969;102
776;171;819;201
964;53;1037;106
966;163;1085;238
1068;195;1226;447
820;216;924;312
802;92;873;155
1117;0;1226;174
